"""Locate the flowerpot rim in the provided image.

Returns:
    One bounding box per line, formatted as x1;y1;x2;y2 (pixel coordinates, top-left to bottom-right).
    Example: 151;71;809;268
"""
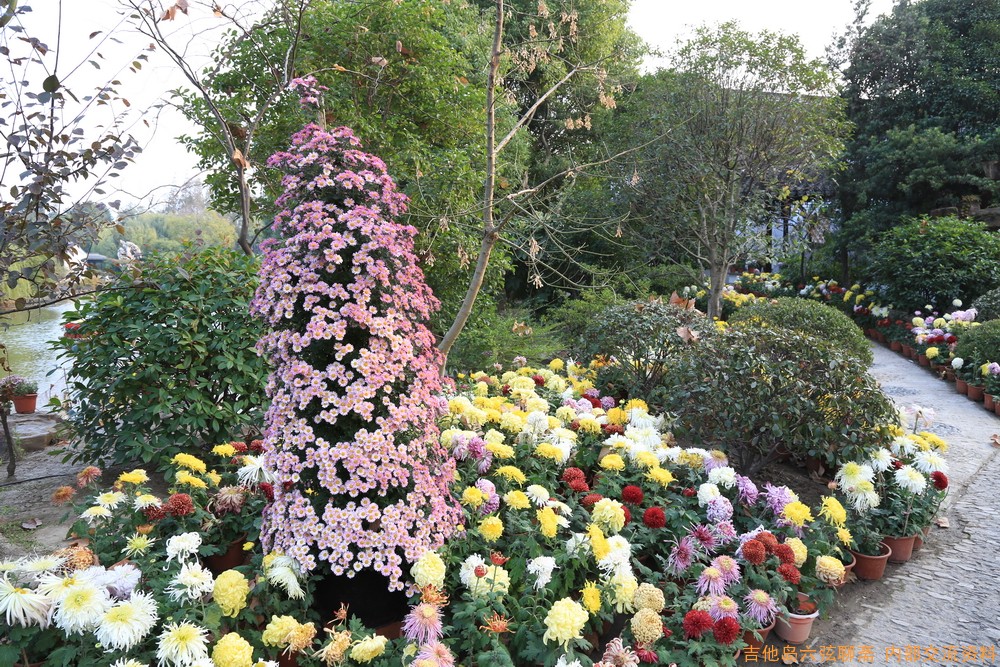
850;541;892;560
784;609;820;620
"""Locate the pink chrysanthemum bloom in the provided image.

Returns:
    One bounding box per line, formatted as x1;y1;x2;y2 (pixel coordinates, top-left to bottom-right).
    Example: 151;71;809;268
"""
689;524;717;552
708;594;740;621
601;637;639;667
696;566;726;597
668;536;696;574
711;555;741;585
415;640;455;667
403;602;444;644
743;589;778;627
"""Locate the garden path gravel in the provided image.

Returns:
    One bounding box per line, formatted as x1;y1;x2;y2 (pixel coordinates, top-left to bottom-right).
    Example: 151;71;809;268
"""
772;343;1000;666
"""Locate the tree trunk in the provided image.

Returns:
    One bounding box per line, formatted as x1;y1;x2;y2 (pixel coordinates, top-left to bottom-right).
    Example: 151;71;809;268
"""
1;407;15;477
707;264;726;320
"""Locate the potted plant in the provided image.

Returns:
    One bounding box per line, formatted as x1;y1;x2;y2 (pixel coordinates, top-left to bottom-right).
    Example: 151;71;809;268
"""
5;376;38;414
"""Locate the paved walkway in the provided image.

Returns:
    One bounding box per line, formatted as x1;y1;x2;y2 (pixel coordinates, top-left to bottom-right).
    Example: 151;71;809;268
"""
793;343;1000;666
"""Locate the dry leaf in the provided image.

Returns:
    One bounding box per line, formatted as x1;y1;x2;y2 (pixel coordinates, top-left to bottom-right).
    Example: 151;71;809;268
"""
935;516;949;528
231;149;250;170
161;5;177;20
21;518;42;530
669;290;695;310
332;64;347;72
456;75;469;85
992;433;1000;447
213;4;224;17
396;40;403;53
676;326;700;343
781;654;799;665
370;56;389;67
176;0;189;13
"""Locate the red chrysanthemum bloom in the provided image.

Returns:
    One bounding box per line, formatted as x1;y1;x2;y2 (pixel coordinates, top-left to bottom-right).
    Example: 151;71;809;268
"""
569;479;590;493
474;564;488;578
562;467;586;483
773;543;796;565
662;625;672;639
249;439;264;453
622;485;644;505
490;551;509;566
229;440;248;453
143;505;167;521
602;424;625;436
532;375;545;387
636;646;658;663
585;396;602;409
713;617;741;645
756;531;779;553
259;482;275;501
681;487;696;498
682;610;715;639
622;506;632;525
569;420;581;431
582;493;603;508
741;539;766;565
501;384;511;395
778;563;801;584
643;507;666;529
931;471;948;490
164;493;195;517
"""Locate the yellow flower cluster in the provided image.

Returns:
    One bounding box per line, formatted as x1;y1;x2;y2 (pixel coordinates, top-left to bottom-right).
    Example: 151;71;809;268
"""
599;454;625;471
213;633;254;667
542;598;589;647
588;523;610;561
212;443;237;457
494;466;526;485
171;453;207;473
116;469;148;485
819;497;847;528
537;507;559;539
175;470;208;489
632;583;665;612
504;490;530;509
213;570;250;617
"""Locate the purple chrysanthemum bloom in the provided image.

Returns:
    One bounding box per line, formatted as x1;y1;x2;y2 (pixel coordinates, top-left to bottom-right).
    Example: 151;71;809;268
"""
735;474;759;506
709;594;740;621
707;496;733;523
480;494;500;515
451;434;471;460
601;396;616;409
744;589;779;627
711;555;741;585
703;453;728;472
415;640;455;667
476;451;493;474
668;536;696;574
467;437;487;459
403;602;444;644
762;483;797;518
696;565;726;596
689;524;717;553
584;388;600;399
713;521;737;545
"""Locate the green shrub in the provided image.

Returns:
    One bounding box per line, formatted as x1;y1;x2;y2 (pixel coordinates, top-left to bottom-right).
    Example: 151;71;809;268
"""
728;297;873;365
954;319;1000;366
448;308;565;373
659;325;896;475
867;216;1000;312
543;288;627;359
53;246;267;467
972;287;1000;321
587;301;716;408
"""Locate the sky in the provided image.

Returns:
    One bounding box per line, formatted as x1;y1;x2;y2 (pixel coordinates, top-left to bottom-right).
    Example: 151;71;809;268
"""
13;0;897;210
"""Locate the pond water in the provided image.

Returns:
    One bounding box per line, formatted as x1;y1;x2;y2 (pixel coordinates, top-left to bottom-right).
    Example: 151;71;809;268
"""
0;302;74;405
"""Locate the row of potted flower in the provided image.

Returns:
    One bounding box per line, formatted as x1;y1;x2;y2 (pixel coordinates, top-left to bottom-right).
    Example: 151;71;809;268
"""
0;358;952;667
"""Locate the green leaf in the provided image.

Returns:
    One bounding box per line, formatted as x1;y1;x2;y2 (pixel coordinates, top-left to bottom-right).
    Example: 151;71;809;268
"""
42;73;60;93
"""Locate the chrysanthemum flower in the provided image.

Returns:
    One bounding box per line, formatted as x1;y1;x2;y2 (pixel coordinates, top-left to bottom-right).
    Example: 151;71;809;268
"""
0;576;52;627
630;608;663;644
51;485;77;504
542;598;589;647
819;496;848;528
403;602;444;644
165;532;202;563
80;505;112;524
213;570;250;617
157;621;210;666
711;555;741;584
632;583;665;612
581;581;602;613
478;516;504;542
411;551;446;589
621;485;644;505
527;556;557;590
781;501;813;527
777;563;801;584
931;471;949;490
642;506;666;529
689;524;717;552
682;609;714;639
95;592;158;651
54;582;111;635
815;555;846;585
836;461;875;488
592;498;626;533
894;465;927;494
212;632;254;667
696;566;726;596
415;640;454;667
784;537;809;567
503;489;531;509
713;616;741;644
914;450;947;474
743;589;778;627
740;539;766;565
668;536;696;573
646;467;674;488
166;562;215;602
708;594;739;621
122;533;156;558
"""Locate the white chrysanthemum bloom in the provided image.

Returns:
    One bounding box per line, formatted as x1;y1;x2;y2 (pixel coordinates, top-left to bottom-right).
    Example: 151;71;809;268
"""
603;433;630;451
598;536;633;574
265;556;304;599
524;411;550;437
165;532;202;563
707;466;738;489
36;572;80;602
846;481;881;512
133;494;161;510
869;449;894;473
0;575;53;627
555;656;584;667
188;660;215;667
95;591;159;651
18;555;65;577
156;621;209;667
526;556;557;590
953;298;963;307
686;447;711;459
659;446;682;463
95;491;127;508
0;559;18;574
913;450;948;474
544;436;574;465
167;562;214;602
894;465;927;494
607;569;638;613
565;533;588;556
81;505;113;524
697;482;721;507
624;425;660;452
54;581;111;635
237;455;276;487
109;659;149;667
547;500;573;517
123;533;157;558
104;563;142;600
889;436;916;457
459;555;487;587
835;461;875;488
952;357;964;369
526;484;550;507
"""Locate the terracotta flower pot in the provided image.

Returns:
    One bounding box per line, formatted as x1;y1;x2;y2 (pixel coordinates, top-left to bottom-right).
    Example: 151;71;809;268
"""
875;331;887;344
883;535;916;563
917;354;929;366
914;524;932;550
890;340;902;352
945;368;956;382
985;394;996;411
902;345;913;358
994;399;1000;417
774;593;818;645
742;617;777;650
850;542;892;580
967;384;985;401
956;378;968;394
834;551;856;589
12;393;37;414
204;537;249;575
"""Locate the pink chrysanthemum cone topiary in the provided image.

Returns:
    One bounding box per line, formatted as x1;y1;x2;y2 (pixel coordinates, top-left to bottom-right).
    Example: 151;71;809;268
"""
252;117;460;590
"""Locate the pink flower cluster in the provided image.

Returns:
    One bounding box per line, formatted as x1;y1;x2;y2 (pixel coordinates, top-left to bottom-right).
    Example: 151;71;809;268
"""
253;122;460;589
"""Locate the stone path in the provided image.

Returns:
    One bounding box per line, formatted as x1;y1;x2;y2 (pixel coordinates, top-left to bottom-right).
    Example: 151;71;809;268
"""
778;343;1000;666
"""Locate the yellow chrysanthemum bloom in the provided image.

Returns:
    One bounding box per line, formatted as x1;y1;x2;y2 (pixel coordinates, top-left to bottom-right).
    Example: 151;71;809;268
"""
535;443;565;462
581;581;601;614
588;523;611;561
837;527;854;546
599;454;626;471
410;551;446;589
606;407;628;425
349;635;388;663
172;453;207;474
815;555;846;585
646;467;674;488
782;501;814;528
479;516;504;542
206;470;222;486
485;441;514;459
819;497;848;528
542;598;589;647
623;398;648;412
461;486;485;508
494;466;527;485
677;450;704;469
576;417;602;435
116;469;148;485
925;347;940;360
632;583;665;612
212;443;237;457
592;498;626;533
631;608;663;645
261;615;299;647
213;570;250;617
175;470;208;489
537;507;559;539
634;452;659;469
548;358;565;371
213;633;254;667
504;490;531;509
919;431;948;452
785;537;808;568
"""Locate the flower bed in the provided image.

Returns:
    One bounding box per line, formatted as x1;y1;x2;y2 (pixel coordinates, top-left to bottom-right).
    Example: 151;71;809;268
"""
0;358;951;667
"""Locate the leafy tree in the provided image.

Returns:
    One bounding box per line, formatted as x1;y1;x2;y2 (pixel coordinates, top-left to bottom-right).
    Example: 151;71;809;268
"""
609;23;847;317
836;0;1000;242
